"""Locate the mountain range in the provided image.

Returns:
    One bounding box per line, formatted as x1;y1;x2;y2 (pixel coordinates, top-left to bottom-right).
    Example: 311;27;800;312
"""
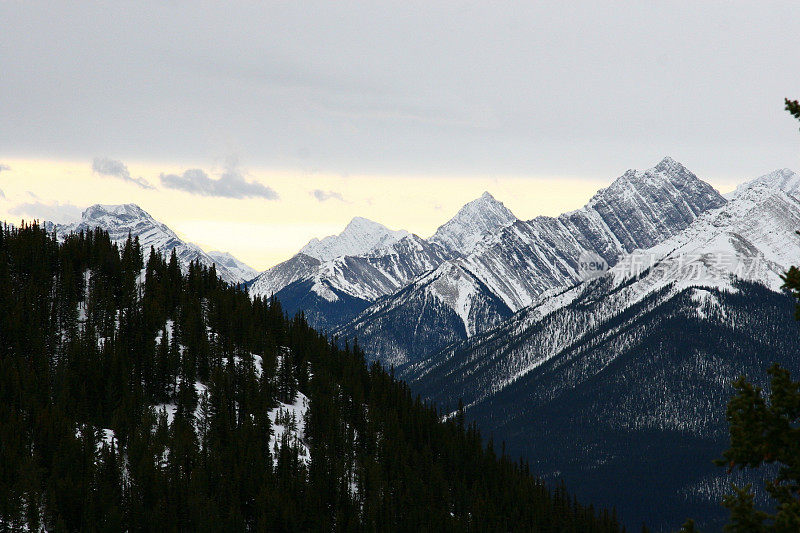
246;191;514;330
335;157;727;365
36;160;800;529
398;171;800;530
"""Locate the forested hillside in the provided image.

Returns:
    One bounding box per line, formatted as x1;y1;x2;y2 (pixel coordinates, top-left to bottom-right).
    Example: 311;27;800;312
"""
0;222;622;532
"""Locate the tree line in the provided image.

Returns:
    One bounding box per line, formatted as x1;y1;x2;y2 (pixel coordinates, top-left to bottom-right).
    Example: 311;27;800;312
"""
0;222;622;532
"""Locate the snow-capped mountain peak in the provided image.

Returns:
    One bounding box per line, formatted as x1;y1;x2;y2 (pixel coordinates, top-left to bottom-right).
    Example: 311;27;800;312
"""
65;203;171;241
589;156;709;207
84;203;148;218
299;216;410;261
429;191;517;256
56;203;250;285
728;168;800;199
653;155;688;174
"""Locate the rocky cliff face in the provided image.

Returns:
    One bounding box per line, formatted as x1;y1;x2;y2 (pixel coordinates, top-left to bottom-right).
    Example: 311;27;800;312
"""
428;192;517;257
399;183;800;531
338;157;727;366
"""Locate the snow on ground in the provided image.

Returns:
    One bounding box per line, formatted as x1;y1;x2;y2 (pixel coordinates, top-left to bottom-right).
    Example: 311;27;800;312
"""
155;319;175;345
74;425;118;453
153;380;207;427
690;288;723;319
100;428;117;450
154;403;178;425
269;392;311;466
252;354;263;377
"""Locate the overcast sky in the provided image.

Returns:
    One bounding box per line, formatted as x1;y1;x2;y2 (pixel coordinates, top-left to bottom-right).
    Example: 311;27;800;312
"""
1;2;799;269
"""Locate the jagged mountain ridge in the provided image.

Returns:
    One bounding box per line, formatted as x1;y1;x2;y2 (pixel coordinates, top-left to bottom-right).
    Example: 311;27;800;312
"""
338;157;727;366
248;193;517;329
728;167;799;199
399;181;800;530
249;231;451;302
429;191;518;256
55;204;255;285
404;184;800;405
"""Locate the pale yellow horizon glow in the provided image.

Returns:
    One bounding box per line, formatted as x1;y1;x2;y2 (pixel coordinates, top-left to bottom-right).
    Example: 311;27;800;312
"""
0;158;740;272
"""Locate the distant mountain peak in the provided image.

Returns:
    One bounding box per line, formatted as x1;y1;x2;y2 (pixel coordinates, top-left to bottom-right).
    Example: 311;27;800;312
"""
207;251;259;283
590;157;715;206
56;203;250;285
344;216;387;232
429;192;517;256
83;203;150;220
729;168;800;199
653;155;687;174
300;217;410;262
620;156;694;184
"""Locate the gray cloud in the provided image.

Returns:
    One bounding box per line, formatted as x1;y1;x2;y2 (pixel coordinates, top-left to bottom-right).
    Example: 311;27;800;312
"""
9;201;83;223
311;189;345;202
2;4;799;179
92;157;154;189
0;164;10;173
160;163;278;200
0;189;5;200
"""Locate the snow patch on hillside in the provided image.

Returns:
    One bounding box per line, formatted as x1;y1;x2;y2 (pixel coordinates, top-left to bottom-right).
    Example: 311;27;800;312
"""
269;392;311;466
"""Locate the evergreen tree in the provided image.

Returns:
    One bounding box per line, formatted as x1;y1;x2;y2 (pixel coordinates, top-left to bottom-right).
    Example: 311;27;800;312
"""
0;222;623;532
786;98;800;129
712;103;800;530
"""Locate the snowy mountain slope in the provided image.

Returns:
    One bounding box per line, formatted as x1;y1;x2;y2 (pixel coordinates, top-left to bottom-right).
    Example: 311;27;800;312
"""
338;261;514;366
250;191;520;331
727;168;799;199
608;185;800;297
300;216;409;261
463;283;800;531
429;192;517;256
247;253;322;297
400;186;800;530
272;278;374;332
462;156;727;311
249;234;450;330
339;157;726;365
405;186;800;410
55;204;249;285
250;235;449;302
207;251;259;283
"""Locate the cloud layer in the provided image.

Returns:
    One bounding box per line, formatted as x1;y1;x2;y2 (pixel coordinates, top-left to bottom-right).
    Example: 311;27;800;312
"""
160;165;278;200
0;164;10;173
92;157;154;189
3;4;799;179
311;189;345;202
